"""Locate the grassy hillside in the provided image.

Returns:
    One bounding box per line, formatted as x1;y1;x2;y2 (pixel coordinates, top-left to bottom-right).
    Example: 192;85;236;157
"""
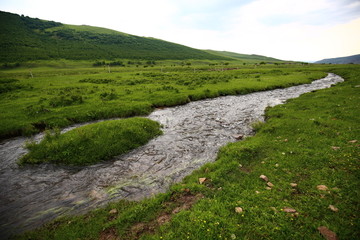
16;65;360;239
0;11;228;62
205;50;285;63
315;54;360;64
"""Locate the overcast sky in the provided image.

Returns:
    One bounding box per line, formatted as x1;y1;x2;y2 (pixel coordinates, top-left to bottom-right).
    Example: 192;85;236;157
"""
1;0;360;61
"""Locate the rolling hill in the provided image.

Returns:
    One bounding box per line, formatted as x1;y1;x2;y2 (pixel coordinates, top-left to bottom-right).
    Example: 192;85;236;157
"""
315;54;360;64
0;11;229;62
204;50;284;63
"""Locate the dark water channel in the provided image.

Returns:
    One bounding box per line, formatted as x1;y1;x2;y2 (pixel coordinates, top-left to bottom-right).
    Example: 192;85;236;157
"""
0;73;343;238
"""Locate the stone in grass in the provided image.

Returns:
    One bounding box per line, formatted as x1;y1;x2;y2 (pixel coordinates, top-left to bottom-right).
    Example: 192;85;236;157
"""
267;182;274;187
109;209;118;214
328;205;339;212
235;207;243;213
259;175;269;182
198;178;207;184
283;207;297;213
318;226;339;240
317;185;329;191
290;183;298;187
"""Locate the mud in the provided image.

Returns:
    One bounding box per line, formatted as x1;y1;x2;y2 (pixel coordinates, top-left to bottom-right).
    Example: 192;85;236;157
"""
0;73;343;238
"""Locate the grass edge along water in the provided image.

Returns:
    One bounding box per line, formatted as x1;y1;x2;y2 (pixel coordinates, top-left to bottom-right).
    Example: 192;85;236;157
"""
15;66;360;239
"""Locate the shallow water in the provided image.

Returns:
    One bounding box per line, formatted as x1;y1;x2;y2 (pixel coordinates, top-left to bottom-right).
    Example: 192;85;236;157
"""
0;73;343;238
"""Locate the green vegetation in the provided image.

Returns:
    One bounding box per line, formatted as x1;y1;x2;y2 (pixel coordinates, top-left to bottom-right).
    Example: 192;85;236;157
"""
205;50;285;63
15;65;360;239
19;117;162;166
0;11;229;62
0;60;327;140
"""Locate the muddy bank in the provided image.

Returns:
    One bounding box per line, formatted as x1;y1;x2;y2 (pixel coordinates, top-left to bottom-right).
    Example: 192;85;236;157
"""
0;73;343;238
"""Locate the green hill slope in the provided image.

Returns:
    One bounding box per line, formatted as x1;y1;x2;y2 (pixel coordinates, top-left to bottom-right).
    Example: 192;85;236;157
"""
0;11;228;62
315;54;360;64
205;50;284;63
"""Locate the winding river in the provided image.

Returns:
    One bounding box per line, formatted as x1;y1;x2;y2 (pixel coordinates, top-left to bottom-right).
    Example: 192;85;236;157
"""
0;73;343;238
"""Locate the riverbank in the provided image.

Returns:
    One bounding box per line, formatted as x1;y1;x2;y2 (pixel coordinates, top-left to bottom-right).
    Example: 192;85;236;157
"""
14;65;359;239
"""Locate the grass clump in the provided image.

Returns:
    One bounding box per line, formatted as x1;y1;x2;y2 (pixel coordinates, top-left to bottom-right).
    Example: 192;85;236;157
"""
19;117;162;166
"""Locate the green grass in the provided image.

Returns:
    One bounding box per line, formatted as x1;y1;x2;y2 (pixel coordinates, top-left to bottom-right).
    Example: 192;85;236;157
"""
0;11;228;62
0;61;327;140
19;117;162;166
15;65;360;239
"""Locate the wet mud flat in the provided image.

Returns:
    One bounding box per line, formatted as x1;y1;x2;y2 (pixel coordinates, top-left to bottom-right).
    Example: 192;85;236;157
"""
0;73;343;238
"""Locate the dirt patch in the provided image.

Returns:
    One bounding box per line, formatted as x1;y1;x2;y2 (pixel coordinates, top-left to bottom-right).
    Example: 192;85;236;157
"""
99;227;119;240
171;193;203;214
125;193;204;239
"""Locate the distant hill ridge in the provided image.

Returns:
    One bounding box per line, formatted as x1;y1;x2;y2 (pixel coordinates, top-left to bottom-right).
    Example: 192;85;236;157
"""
0;11;229;62
204;50;284;63
315;54;360;64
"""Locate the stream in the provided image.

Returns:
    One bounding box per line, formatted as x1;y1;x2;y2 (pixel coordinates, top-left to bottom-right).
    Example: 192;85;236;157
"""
0;73;343;238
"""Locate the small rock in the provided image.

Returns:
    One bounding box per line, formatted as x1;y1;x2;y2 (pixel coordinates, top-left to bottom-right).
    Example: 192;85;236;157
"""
290;183;298;187
267;182;274;187
259;175;269;182
233;134;243;140
255;191;260;194
283;207;296;213
109;209;118;214
266;187;272;190
198;178;207;184
331;146;340;150
235;207;243;213
284;139;288;142
349;139;357;143
317;185;328;191
318;226;339;240
328;205;339;212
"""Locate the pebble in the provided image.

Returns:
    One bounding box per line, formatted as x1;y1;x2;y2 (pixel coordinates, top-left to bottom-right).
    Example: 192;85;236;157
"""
259;175;269;182
235;207;243;213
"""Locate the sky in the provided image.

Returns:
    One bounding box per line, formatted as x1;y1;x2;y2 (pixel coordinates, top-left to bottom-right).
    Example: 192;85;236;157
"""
1;0;360;61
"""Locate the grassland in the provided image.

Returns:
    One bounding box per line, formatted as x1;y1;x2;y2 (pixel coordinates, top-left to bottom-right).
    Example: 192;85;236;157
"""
6;63;359;239
12;64;358;239
0;60;326;140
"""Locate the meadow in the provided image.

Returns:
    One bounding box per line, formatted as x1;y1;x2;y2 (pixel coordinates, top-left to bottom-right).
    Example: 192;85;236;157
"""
0;60;325;140
1;61;359;239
